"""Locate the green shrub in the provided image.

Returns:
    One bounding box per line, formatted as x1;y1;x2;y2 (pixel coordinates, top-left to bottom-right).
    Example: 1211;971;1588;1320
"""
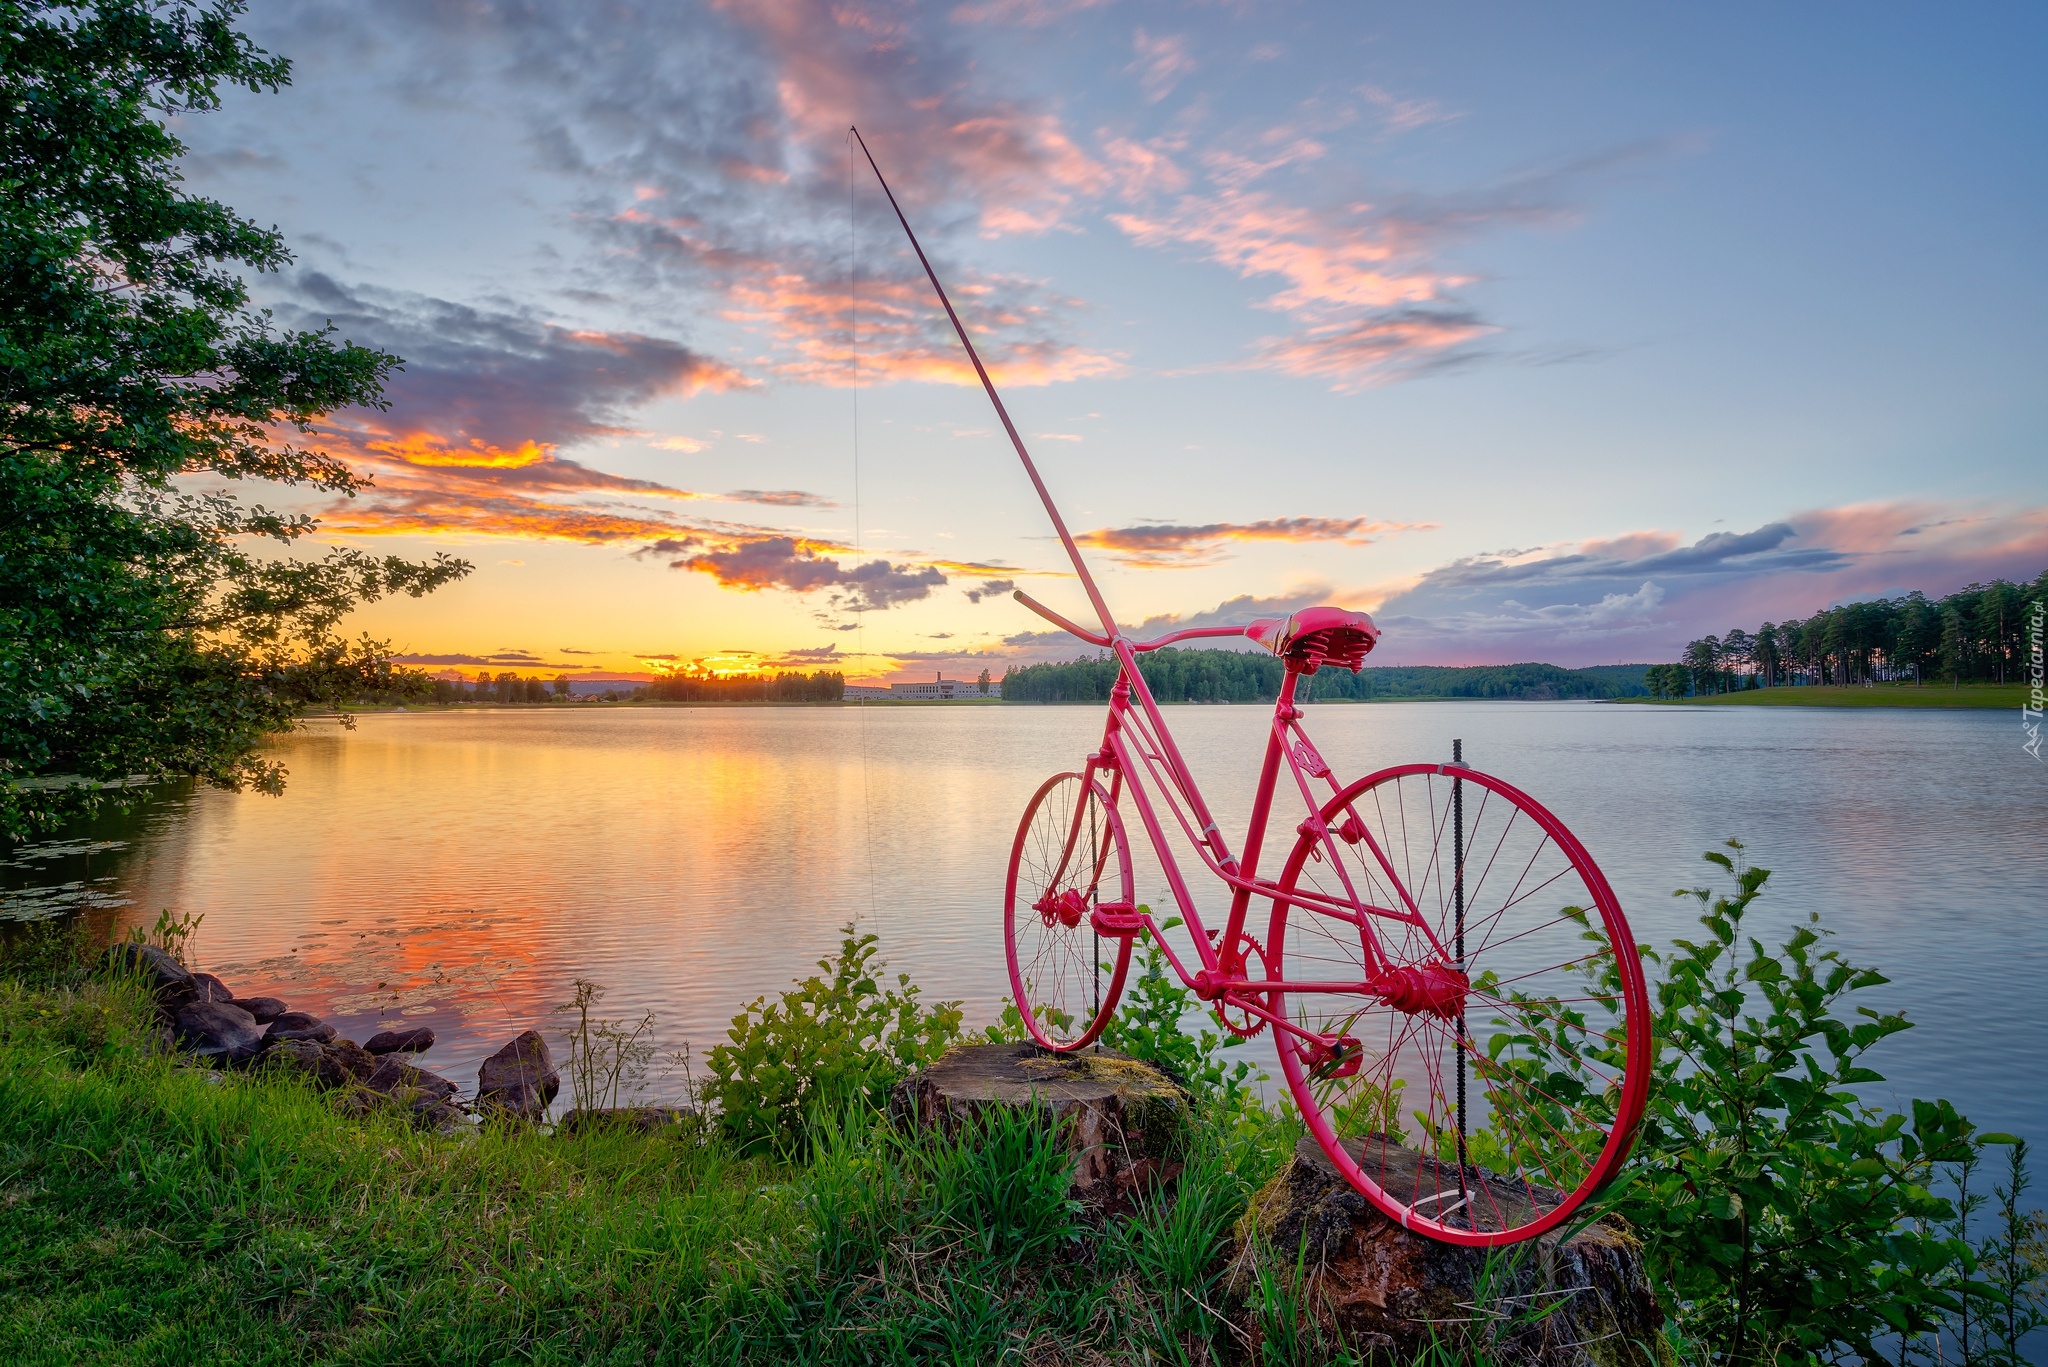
1492;841;2030;1364
704;925;962;1156
1101;913;1256;1107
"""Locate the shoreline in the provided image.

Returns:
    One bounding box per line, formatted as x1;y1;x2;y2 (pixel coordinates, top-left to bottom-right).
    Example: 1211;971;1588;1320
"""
1610;684;2025;710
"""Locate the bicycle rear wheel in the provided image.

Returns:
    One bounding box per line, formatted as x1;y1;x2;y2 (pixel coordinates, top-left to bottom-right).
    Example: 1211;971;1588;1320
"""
1266;763;1650;1245
1004;771;1134;1051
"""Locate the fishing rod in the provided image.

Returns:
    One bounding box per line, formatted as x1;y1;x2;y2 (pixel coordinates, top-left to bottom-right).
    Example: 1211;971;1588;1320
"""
848;126;1122;644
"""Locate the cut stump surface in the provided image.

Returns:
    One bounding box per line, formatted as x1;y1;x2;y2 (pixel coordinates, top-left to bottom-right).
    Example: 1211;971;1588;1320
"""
890;1042;1190;1205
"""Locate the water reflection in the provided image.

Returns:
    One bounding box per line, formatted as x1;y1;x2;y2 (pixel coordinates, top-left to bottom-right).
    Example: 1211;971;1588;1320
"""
24;703;2045;1142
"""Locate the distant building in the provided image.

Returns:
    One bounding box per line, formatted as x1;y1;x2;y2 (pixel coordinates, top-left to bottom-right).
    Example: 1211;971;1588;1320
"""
847;672;1000;700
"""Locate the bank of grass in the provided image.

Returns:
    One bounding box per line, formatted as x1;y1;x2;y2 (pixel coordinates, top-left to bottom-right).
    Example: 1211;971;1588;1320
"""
1614;683;2029;709
0;965;1293;1365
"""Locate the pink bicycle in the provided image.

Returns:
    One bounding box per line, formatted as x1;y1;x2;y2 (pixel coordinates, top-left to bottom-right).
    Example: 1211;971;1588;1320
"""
856;132;1651;1246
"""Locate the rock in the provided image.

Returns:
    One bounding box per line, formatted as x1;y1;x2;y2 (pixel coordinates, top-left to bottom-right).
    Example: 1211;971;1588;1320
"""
261;1036;376;1090
363;1026;435;1055
1227;1135;1666;1366
333;1055;466;1133
316;1038;378;1089
262;1011;337;1045
556;1106;695;1139
191;972;236;1003
476;1029;560;1121
262;1037;328;1077
105;943;195;1007
890;1042;1191;1208
366;1054;457;1101
172;1000;266;1065
231;996;289;1024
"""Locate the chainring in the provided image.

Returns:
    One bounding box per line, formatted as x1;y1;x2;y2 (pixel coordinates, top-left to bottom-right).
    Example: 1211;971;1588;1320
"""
1214;932;1272;1038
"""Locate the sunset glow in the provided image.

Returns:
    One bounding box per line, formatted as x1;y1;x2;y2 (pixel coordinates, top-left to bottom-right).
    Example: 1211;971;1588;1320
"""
175;2;2042;683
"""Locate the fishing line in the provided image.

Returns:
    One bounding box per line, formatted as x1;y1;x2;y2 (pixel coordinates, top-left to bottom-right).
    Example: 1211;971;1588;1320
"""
849;129;879;927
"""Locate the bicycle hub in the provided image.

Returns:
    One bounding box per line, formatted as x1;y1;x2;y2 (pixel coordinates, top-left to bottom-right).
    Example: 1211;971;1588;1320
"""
1035;889;1089;929
1370;961;1469;1019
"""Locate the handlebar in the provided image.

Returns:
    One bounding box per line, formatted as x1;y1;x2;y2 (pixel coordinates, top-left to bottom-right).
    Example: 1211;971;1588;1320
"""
1013;590;1248;653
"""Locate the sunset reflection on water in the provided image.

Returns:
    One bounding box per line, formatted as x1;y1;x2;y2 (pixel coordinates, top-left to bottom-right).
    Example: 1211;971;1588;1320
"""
73;702;2046;1141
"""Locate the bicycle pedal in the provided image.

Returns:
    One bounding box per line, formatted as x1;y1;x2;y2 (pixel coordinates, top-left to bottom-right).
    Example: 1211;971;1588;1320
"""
1089;903;1145;936
1303;1035;1364;1080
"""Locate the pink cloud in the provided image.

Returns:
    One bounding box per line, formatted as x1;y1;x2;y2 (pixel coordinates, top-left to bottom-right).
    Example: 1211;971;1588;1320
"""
1077;515;1429;567
1129;30;1196;103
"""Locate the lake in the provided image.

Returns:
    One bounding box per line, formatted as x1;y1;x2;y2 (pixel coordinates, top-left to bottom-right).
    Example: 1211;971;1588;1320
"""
7;701;2044;1144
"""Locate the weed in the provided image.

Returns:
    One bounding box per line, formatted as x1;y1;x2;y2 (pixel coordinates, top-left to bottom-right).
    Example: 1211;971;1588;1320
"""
911;1099;1084;1264
554;977;662;1113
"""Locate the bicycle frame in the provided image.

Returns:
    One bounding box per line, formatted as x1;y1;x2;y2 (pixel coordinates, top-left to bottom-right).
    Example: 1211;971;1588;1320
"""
1028;596;1458;1054
854;128;1450;1057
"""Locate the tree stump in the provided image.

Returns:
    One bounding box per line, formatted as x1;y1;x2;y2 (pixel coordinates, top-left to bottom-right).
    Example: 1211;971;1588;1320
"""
1229;1136;1670;1367
889;1042;1191;1207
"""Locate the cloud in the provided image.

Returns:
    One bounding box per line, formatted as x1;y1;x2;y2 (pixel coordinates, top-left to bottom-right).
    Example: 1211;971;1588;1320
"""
667;536;947;611
724;489;837;507
1077;515;1424;567
964;577;1016;602
392;652;579;669
1110;140;1674;387
1366;500;2048;665
293;272;749;465
1129;30;1195;103
950;0;1111;26
251;2;1654;397
271;276;867;546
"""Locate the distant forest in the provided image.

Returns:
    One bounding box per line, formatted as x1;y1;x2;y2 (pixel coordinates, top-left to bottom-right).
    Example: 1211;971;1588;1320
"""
1649;571;2046;696
646;671;845;703
1000;650;1649;704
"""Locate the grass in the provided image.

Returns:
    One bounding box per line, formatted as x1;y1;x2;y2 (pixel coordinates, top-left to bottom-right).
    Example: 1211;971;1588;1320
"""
0;971;1323;1365
1613;683;2031;709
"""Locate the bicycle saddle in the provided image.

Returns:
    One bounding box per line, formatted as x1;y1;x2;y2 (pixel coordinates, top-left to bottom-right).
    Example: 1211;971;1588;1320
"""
1245;606;1380;674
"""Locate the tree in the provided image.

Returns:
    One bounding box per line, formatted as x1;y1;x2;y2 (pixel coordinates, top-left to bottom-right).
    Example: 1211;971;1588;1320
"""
977;667;991;696
0;1;468;840
1753;622;1779;687
1685;636;1721;695
552;674;571;699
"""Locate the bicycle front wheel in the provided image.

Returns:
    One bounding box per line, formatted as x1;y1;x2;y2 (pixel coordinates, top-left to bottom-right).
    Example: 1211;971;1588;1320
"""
1267;763;1651;1245
1004;771;1134;1051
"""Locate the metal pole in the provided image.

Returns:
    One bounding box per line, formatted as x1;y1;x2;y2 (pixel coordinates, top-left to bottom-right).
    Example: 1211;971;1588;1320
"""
1453;738;1468;1175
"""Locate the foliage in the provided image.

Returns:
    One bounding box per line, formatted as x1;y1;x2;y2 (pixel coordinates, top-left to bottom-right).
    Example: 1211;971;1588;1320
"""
703;925;962;1156
1105;1139;1250;1353
1662;570;2048;694
1002;650;1650;703
0;0;469;841
1100;914;1257;1108
1489;841;2045;1365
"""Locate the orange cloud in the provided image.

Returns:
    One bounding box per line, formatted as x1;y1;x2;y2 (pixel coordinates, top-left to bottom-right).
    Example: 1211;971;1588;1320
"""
365;436;553;469
1077;516;1429;568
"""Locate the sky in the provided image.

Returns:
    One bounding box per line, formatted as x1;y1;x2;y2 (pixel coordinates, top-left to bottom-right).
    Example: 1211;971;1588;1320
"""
182;1;2048;680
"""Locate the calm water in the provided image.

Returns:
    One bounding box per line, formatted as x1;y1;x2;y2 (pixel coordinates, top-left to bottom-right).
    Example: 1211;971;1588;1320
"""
10;702;2045;1142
